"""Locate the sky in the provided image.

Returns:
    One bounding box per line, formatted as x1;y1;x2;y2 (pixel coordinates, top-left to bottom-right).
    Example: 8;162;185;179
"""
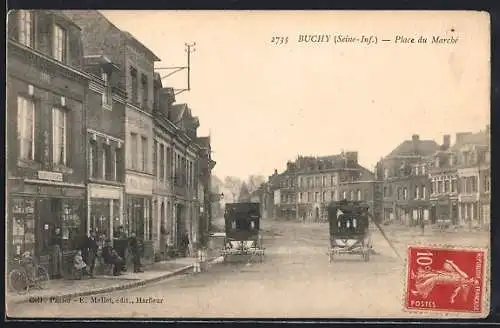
101;11;490;180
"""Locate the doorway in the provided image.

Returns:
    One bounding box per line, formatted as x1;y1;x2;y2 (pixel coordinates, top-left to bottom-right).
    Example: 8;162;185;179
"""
176;204;184;248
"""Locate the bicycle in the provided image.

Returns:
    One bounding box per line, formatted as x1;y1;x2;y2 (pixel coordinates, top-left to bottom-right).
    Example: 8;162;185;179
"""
8;256;50;294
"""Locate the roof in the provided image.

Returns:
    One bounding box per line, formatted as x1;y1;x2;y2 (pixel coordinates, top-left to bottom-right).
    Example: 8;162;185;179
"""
122;31;161;61
84;55;120;71
196;136;211;148
170;104;189;123
450;131;489;151
386;139;439;158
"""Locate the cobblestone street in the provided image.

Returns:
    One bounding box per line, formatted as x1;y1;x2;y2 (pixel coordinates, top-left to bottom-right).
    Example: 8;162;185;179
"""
7;219;488;318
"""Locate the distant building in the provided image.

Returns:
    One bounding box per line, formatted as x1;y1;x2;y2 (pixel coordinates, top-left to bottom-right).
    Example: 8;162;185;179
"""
428;127;490;227
379;134;440;225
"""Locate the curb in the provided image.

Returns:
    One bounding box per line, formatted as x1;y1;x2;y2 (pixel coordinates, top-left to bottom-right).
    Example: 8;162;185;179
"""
9;257;222;305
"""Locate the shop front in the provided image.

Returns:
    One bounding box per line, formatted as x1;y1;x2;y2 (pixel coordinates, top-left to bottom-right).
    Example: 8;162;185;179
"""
87;184;124;244
8;178;86;277
430;197;458;225
125;173;154;262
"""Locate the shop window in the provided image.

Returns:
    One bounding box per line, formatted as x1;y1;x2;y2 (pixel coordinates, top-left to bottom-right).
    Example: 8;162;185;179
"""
54;199;83;251
17;96;35;160
10;198;36;258
90;198;110;238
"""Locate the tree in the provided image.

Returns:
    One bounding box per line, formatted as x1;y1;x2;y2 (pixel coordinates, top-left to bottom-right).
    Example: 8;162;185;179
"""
223;176;242;202
246;175;266;193
238;182;251;202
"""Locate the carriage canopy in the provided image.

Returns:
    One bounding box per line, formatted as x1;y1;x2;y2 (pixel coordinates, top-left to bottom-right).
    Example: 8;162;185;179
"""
224;202;261;241
327;200;370;237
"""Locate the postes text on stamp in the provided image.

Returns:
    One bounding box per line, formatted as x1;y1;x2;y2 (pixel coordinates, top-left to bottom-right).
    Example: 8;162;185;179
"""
405;246;486;314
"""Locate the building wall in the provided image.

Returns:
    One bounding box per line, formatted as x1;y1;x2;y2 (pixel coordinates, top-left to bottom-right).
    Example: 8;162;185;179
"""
7;10;89;273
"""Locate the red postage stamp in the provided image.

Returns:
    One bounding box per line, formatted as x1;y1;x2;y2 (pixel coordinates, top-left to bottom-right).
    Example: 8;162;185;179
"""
405;245;487;314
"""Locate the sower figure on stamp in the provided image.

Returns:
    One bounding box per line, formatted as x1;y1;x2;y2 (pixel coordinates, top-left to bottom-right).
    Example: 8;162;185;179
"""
411;259;478;304
51;227;64;278
129;233;144;273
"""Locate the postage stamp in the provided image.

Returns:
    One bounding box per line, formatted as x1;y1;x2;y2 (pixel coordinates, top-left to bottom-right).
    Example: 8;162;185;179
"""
404;245;488;316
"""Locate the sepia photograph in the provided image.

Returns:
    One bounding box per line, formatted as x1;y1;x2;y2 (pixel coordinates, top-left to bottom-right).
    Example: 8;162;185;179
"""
5;10;490;319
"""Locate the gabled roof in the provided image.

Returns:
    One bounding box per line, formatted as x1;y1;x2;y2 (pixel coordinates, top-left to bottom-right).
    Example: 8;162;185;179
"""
122;31;161;61
170;104;189;124
386;140;439;158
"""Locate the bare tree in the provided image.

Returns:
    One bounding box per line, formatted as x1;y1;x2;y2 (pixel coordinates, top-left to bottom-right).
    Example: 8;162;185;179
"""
223;176;242;202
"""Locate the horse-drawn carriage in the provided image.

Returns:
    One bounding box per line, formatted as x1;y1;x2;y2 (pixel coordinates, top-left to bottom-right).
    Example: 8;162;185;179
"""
221;202;265;263
327;200;373;262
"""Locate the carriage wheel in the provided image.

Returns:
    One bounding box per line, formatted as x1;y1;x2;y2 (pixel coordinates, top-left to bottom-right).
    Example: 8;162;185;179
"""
9;269;29;294
35;265;50;289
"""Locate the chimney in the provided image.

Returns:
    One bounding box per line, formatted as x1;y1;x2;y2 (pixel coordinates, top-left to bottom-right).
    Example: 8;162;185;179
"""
274;169;278;175
442;134;451;150
412;134;420;154
345;151;358;165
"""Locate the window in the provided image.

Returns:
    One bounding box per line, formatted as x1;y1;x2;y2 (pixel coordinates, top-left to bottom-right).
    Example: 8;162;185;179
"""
415;186;419;199
342;191;347;200
314;192;319;202
322;191;326;202
130;133;138;169
322;176;327;187
140;136;148;172
484;175;491;192
102;71;112;108
451;179;457;193
307;192;311;202
159;144;165;181
422;186;426;199
103;144;112;180
364;189;369;201
113;148;118;181
437;181;443;194
444;180;450;193
403;188;408;200
422;166;426;175
415;166;419;176
52;107;67;165
331;190;336;201
89;141;98;178
152;140;158;176
357;190;362;200
299;192;303;203
53;24;67;62
18;10;33;47
141;74;148;109
471;176;478;193
350;190;354;200
130;67;138;104
17;96;35;160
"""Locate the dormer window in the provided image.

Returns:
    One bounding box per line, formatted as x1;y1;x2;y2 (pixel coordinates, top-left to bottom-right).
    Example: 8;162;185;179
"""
53;24;67;62
102;71;112;109
18;10;33;48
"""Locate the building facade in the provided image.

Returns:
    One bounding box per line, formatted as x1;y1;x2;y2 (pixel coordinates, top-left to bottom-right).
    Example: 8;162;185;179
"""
65;10;160;260
83;55;127;240
7;10;90;274
379;134;439;225
197;136;217;247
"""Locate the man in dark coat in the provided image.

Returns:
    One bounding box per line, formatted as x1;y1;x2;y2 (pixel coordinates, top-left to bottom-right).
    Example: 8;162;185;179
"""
102;240;125;276
129;233;144;273
51;227;63;278
82;231;99;277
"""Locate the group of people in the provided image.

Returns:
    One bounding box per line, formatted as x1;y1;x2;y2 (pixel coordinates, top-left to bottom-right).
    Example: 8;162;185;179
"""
47;226;144;278
76;229;144;277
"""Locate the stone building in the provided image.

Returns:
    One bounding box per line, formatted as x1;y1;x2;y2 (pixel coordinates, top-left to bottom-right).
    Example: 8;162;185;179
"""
83;55;127;242
379;134;440;225
196;136;216;247
7;10;90;274
65;10;161;261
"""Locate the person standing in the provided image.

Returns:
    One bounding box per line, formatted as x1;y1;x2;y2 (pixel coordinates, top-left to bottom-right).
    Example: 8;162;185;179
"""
129;233;144;273
181;232;190;257
83;231;99;277
51;227;64;278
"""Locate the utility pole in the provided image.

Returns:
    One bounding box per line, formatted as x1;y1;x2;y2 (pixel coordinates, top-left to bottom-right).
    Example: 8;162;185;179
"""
156;42;196;96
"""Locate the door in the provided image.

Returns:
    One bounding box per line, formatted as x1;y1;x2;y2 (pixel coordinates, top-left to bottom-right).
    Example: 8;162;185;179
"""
176;204;184;248
430;206;437;224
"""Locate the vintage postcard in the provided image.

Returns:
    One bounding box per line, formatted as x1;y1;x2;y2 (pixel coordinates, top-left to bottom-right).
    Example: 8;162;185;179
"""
5;10;490;319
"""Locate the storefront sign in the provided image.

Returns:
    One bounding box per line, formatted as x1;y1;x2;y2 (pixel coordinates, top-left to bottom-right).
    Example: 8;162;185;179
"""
126;174;153;194
38;170;63;182
89;184;121;199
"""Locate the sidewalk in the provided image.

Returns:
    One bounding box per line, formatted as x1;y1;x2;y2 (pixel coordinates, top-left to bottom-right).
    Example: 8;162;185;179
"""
6;255;223;305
